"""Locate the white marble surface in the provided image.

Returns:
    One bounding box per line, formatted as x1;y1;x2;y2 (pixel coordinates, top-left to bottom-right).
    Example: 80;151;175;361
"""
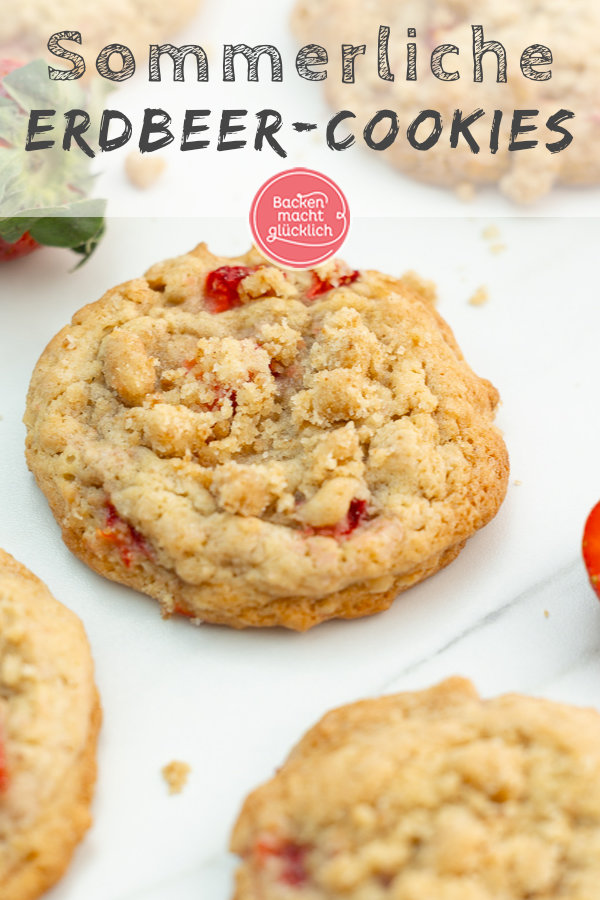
1;217;600;899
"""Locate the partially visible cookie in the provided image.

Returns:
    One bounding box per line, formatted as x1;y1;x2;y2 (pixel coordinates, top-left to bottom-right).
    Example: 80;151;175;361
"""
293;0;600;204
0;550;100;900
231;678;600;898
0;0;200;62
24;243;508;630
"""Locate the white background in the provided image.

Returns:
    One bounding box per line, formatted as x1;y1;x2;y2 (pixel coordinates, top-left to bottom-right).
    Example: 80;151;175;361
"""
1;216;600;898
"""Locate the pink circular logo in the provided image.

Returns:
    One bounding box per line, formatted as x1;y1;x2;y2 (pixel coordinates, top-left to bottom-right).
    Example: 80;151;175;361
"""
249;168;351;269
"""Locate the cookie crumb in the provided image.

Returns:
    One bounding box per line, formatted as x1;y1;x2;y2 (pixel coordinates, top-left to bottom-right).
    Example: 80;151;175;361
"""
482;225;507;255
455;182;476;203
162;760;191;794
125;152;166;190
468;286;489;307
514;479;523;486
544;610;550;619
482;225;500;241
62;334;77;350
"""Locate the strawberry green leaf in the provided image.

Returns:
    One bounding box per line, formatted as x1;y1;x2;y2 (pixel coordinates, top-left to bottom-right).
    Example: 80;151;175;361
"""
70;220;106;267
0;199;106;264
30;216;105;265
0;216;37;243
3;59;87;113
29;214;102;248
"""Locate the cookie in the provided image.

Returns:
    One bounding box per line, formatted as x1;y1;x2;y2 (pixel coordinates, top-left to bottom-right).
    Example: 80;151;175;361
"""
231;677;600;898
292;0;600;204
24;244;508;630
0;0;200;62
0;550;100;900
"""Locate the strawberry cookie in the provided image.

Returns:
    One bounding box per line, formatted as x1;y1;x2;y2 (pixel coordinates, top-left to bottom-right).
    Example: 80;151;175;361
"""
24;244;508;630
232;678;600;898
0;550;100;900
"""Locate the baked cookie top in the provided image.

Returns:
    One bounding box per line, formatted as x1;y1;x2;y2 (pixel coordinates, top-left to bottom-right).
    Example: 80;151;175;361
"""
25;244;507;629
231;678;600;898
293;0;600;204
0;549;99;900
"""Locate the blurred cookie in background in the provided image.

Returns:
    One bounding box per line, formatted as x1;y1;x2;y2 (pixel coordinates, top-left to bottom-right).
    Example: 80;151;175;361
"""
232;677;600;898
0;549;100;900
293;0;600;204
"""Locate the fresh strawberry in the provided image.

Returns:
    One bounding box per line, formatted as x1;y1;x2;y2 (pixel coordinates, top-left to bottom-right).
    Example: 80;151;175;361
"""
583;501;600;598
0;231;40;261
0;59;106;265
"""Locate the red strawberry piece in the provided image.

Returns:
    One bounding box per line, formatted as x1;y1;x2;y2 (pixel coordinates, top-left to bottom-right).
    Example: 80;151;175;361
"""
583;501;600;598
204;266;257;313
254;836;309;887
205;387;238;413
304;498;369;540
278;844;308;887
0;731;8;792
0;232;41;262
97;503;153;569
179;362;238;414
172;602;195;618
305;268;360;300
340;497;368;536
